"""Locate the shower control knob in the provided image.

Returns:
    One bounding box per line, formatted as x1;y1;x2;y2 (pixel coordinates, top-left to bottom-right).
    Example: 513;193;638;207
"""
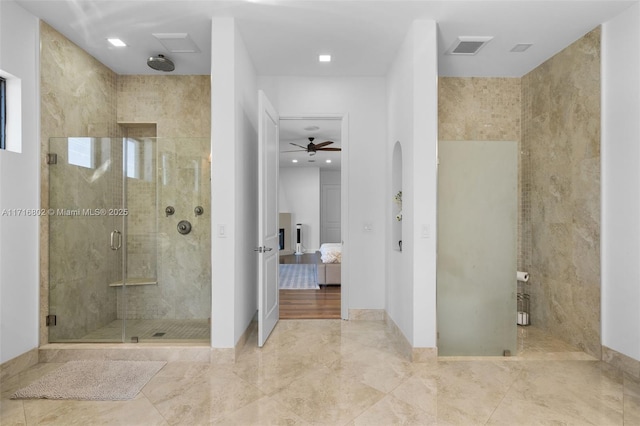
177;220;192;235
194;206;204;216
165;206;175;216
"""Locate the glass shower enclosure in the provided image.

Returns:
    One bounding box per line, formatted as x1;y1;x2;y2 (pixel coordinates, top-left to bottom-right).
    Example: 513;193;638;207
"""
437;140;518;356
47;137;211;343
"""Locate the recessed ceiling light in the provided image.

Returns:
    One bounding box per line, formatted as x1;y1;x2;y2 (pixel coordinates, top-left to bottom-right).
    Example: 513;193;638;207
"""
319;54;331;63
510;43;533;53
292;159;298;163
108;38;126;47
325;159;332;163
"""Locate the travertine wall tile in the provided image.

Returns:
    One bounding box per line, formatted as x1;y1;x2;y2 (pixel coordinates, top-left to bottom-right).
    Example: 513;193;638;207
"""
522;27;601;359
117;75;211;137
116;76;211;321
40;22;120;343
40;24;212;341
439;77;521;141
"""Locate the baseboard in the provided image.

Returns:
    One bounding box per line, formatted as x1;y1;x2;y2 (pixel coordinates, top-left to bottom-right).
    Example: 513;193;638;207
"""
602;345;640;379
349;309;385;320
0;348;39;382
233;313;258;361
384;312;437;362
412;346;439;362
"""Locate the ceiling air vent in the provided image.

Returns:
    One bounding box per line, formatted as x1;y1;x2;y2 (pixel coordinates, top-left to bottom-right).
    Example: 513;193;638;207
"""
510;43;533;53
447;36;493;55
152;33;200;53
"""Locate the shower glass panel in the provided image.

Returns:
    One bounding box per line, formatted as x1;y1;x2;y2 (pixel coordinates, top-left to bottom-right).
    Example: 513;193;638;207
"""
48;137;125;342
437;140;517;356
48;137;211;343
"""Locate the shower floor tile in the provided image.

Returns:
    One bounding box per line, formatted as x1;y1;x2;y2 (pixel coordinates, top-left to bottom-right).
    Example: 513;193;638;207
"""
516;325;596;360
79;319;210;342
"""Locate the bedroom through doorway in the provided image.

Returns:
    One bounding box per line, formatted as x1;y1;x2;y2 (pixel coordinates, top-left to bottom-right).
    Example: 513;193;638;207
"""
278;117;344;319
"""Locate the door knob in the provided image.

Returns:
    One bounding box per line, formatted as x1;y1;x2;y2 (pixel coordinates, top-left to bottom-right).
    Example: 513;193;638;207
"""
253;246;273;253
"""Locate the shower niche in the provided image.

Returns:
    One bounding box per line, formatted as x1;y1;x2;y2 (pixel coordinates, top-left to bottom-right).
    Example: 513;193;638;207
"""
47;135;211;343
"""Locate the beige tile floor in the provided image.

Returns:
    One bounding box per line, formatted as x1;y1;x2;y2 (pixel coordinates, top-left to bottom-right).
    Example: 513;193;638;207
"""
2;320;639;425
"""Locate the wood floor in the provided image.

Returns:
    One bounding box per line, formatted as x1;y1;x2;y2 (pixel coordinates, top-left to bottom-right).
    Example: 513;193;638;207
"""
280;286;341;319
278;252;341;319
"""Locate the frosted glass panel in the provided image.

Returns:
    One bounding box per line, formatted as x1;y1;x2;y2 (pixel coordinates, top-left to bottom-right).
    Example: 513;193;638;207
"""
437;141;517;356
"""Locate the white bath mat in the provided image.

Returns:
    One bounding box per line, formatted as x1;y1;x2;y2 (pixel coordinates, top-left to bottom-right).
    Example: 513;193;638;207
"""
11;360;166;401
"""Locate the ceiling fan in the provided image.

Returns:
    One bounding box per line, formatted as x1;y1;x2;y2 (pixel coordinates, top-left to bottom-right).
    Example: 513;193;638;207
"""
283;137;341;156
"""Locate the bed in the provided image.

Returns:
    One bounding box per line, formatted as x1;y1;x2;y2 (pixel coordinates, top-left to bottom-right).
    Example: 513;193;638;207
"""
316;243;342;286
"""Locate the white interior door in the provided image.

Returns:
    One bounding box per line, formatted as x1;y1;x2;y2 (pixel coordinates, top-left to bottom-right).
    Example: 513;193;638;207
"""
257;90;280;347
321;183;341;244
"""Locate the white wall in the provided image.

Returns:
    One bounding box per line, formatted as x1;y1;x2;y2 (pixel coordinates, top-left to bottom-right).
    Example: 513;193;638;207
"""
279;167;320;252
0;0;40;363
386;26;415;341
601;4;640;362
259;76;387;309
233;22;259;345
411;20;438;349
211;17;259;348
386;20;438;348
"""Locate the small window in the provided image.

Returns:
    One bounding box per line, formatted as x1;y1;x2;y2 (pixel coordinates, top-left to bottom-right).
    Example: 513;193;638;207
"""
0;77;6;150
0;71;22;153
126;138;139;178
126;138;153;180
68;137;95;168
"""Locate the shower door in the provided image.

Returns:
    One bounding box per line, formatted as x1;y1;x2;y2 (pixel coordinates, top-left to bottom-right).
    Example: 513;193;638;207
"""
48;136;211;343
437;140;518;356
48;137;127;342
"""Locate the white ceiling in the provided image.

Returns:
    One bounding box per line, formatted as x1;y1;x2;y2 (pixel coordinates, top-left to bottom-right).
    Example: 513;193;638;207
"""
15;0;637;77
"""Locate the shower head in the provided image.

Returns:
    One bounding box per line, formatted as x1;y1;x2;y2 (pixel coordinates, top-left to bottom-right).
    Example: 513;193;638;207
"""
147;54;175;72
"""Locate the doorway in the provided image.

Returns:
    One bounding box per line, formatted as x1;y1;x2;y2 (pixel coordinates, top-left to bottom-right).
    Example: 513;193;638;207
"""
278;116;346;319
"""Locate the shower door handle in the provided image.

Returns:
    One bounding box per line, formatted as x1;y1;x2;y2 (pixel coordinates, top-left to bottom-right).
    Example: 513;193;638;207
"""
110;230;122;250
